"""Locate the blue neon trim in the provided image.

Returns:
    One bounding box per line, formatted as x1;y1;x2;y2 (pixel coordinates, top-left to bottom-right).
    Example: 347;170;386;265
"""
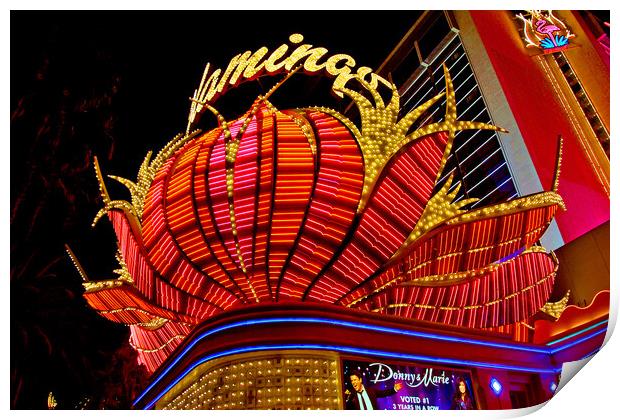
549;328;607;354
134;316;607;408
579;348;600;360
141;343;561;410
545;320;607;346
133;316;550;406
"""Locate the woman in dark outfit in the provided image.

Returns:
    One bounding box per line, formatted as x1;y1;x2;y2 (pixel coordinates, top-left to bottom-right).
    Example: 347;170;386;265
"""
451;378;474;410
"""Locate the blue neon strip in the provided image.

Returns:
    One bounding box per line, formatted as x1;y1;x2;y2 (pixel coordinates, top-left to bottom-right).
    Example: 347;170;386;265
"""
579;348;600;361
545;320;608;346
133;316;550;406
549;328;607;354
142;343;562;410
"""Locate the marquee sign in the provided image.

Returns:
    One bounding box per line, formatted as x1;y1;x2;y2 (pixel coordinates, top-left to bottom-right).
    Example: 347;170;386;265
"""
73;33;565;374
188;33;390;109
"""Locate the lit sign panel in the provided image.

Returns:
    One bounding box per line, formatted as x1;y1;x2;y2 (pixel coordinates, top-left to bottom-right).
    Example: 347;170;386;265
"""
342;359;477;410
517;10;574;54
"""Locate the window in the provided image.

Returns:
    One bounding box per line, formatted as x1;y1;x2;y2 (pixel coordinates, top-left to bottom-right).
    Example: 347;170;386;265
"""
398;25;518;208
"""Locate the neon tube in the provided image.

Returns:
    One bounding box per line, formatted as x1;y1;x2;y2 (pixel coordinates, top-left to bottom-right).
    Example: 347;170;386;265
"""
133;316;555;406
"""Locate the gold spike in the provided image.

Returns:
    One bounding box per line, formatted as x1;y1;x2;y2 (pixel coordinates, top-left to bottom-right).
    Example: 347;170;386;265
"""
93;156;110;205
443;63;456;125
335;84;373;111
390;175;479;262
92;199;136;227
108;175;137;195
285;110;318;156
351;71;388;109
262;65;302;101
523;245;548;254
347;245;553;308
64;244;90;283
367;268;557;313
137;150;153;178
445;191;565;225
335;64;508;212
540;290;570;319
135;317;169;331
520;322;536;331
215;96;269;295
112;251;135;284
394;92;444;134
92;208;109;227
187;63;213;133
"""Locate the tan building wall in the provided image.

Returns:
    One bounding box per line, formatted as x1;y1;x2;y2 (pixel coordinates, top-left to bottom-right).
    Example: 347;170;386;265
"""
552;220;609;306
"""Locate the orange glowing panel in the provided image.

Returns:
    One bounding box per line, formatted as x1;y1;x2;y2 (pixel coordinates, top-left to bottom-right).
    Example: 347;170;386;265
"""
193;130;251;301
267;113;315;296
277;111;363;299
251;109;277;301
130;321;193;373
340;201;560;307
108;210;156;300
84;283;199;325
355;251;557;329
306;132;448;303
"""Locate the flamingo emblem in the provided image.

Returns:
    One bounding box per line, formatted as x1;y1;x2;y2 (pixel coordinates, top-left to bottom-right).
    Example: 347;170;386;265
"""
536;19;560;46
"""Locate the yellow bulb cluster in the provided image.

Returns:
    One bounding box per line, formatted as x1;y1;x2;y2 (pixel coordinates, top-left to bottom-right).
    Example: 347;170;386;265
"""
328;64;505;212
447;191;565;225
82;279;125;293
134;316;169;331
112;251;135;284
391;174;479;262
160;353;340;410
540;290;571;319
132;334;186;353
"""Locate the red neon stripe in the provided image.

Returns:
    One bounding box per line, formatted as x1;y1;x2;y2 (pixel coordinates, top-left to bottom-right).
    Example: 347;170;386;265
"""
341;202;560;307
193;129;250;303
268;112;315;297
278;111;363;299
357;251;556;328
307;132;447;303
251;108;276;301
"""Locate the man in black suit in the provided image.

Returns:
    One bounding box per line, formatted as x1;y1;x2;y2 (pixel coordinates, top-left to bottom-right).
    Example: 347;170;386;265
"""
345;370;403;410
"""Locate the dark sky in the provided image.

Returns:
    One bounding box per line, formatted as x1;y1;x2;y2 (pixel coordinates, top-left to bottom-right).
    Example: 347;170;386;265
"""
10;10;422;409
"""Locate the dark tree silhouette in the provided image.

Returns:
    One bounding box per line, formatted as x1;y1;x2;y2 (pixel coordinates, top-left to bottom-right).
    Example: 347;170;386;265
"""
10;13;147;409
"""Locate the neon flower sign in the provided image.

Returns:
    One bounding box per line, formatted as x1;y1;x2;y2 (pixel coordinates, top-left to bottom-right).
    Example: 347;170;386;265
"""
72;33;565;374
517;10;575;53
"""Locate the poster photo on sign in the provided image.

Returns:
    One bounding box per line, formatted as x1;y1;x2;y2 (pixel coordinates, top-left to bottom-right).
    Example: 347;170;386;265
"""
342;359;477;410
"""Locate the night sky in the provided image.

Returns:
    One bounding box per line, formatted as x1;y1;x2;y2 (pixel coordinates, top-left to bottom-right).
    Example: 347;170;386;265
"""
10;10;422;409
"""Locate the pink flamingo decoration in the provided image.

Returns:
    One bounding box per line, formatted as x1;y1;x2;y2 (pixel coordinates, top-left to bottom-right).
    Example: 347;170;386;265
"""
536;19;560;47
